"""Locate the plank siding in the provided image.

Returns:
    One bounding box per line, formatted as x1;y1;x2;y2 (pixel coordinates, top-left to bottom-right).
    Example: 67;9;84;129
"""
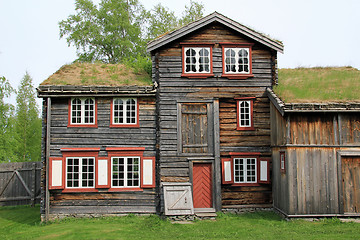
153;22;275;209
48;96;157;216
271;99;360;215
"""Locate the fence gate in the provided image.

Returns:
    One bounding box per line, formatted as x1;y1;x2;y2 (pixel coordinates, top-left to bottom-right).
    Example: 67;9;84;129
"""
0;162;41;206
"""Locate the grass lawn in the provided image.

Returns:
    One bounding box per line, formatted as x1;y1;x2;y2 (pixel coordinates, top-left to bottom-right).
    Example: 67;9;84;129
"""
1;205;359;240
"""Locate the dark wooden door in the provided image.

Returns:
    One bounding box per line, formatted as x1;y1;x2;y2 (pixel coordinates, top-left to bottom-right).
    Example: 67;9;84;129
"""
342;156;360;213
193;163;212;208
180;103;213;154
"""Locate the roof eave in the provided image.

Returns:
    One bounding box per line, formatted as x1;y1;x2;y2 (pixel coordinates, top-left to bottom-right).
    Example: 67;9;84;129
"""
37;85;156;98
267;88;360;114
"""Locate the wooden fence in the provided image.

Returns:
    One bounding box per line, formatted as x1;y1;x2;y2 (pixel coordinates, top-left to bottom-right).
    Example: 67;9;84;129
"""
0;162;41;206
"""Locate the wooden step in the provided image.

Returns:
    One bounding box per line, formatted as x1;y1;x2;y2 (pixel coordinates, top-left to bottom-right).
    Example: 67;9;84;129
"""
195;212;217;218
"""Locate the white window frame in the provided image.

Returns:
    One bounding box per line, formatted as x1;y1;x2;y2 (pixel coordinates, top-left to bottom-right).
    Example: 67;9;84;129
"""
183;47;211;74
239;100;252;128
70;98;95;125
111;156;140;188
233;157;257;183
224;47;250;74
112;98;138;125
65;157;95;188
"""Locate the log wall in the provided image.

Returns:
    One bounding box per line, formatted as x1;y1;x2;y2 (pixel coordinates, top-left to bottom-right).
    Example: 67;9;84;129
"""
46;96;157;217
153;22;276;209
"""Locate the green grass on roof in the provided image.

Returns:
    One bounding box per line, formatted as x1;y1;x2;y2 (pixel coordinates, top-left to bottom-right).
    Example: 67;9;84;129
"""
40;62;152;87
274;67;360;103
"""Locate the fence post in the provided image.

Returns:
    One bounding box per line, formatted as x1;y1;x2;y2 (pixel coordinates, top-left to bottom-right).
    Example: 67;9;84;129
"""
31;162;36;207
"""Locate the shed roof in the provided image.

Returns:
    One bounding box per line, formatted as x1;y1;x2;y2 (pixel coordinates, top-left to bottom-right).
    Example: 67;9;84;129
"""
268;67;360;114
147;12;284;53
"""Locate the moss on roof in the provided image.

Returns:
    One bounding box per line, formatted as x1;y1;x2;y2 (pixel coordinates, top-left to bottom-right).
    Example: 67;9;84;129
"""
273;67;360;103
40;62;152;87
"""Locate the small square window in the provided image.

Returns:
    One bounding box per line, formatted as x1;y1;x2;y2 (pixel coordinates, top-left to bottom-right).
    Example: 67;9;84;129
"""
233;157;257;184
68;98;97;127
66;157;95;189
110;98;139;128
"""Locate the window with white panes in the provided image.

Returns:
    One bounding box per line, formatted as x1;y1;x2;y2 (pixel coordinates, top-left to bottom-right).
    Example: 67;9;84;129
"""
184;47;211;73
112;98;137;125
70;98;95;125
111;157;140;187
238;100;252;128
224;48;250;74
66;157;95;188
234;158;257;183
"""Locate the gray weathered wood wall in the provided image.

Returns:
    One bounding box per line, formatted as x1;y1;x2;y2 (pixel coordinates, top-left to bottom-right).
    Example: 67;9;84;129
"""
152;22;276;210
271;103;360;215
0;162;41;206
44;96;157;217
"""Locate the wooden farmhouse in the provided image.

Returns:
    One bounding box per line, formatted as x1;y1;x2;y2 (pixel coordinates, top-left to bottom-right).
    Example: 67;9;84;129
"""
38;12;359;220
37;63;157;220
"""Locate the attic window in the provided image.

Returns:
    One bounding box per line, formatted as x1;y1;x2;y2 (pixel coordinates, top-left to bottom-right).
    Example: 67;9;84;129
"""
68;98;97;128
181;43;214;78
221;43;254;79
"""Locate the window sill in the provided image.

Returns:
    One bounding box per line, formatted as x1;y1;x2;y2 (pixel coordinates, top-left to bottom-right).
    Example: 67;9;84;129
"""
181;73;214;79
108;188;143;192
222;74;254;80
229;183;262;187
62;188;98;193
109;123;140;128
67;124;98;128
236;126;255;131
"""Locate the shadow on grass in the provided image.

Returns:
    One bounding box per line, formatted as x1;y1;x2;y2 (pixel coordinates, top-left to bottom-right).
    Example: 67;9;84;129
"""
0;204;41;226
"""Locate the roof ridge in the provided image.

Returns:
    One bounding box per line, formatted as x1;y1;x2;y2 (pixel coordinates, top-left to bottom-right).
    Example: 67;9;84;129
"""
147;11;284;53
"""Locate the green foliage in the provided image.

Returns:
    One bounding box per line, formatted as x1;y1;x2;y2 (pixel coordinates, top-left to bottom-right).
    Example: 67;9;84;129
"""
178;0;205;27
0;76;16;163
1;206;360;239
59;0;205;74
59;0;148;64
13;73;41;162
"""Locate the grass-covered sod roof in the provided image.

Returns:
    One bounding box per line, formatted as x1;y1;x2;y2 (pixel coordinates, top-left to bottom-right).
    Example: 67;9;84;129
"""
274;67;360;103
40;62;152;87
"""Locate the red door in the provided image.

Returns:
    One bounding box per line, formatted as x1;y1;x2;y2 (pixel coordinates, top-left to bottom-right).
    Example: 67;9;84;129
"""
193;163;212;208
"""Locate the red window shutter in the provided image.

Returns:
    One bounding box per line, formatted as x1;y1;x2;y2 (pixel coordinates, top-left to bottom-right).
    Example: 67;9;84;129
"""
221;158;233;184
258;158;270;184
141;157;155;188
49;157;64;189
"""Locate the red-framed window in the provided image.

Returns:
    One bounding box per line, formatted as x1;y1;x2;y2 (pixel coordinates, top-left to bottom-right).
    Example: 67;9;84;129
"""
236;97;255;130
48;147;155;192
181;42;214;78
49;148;100;192
110;98;139;128
221;152;270;186
280;151;286;173
68;98;98;128
106;147;155;191
221;42;254;79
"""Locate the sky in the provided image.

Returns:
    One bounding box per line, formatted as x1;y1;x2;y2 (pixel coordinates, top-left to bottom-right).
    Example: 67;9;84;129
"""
0;0;359;106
